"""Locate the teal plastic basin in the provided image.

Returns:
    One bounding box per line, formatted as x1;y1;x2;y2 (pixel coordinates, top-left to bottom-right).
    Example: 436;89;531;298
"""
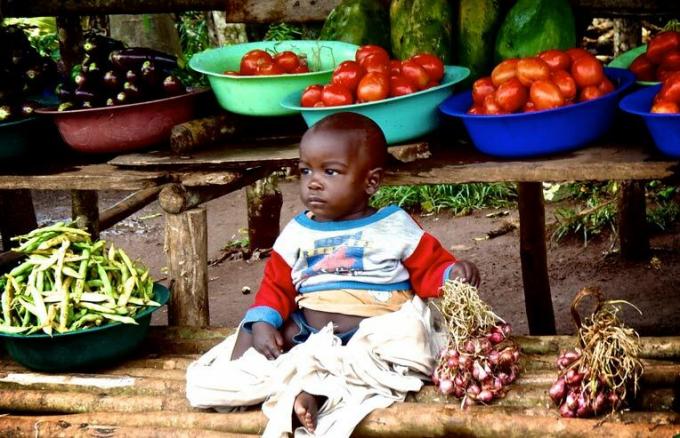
0;117;42;160
0;283;170;372
608;45;659;86
280;65;470;144
189;40;358;116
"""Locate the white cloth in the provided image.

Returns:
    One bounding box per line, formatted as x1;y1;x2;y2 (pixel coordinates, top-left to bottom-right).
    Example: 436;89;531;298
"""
186;297;441;438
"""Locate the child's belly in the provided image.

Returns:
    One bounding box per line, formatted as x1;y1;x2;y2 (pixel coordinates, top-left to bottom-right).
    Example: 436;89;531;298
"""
302;308;366;333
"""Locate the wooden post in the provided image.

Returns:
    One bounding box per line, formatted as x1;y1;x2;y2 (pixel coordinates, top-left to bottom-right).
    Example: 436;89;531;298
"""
245;176;282;251
0;190;38;251
518;182;556;335
56;16;82;75
163;207;209;326
71;190;100;239
618;180;650;260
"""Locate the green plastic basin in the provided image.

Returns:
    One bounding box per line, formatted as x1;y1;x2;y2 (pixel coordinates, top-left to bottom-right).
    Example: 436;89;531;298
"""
608;45;659;86
0;283;169;372
0;117;43;160
189;40;358;116
280;65;470;144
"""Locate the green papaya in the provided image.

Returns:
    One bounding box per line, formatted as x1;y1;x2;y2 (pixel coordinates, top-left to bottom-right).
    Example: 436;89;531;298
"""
319;0;390;51
456;0;504;84
390;0;453;63
495;0;576;61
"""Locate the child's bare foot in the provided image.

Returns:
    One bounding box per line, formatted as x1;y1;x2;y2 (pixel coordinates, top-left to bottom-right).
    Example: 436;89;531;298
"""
293;391;318;432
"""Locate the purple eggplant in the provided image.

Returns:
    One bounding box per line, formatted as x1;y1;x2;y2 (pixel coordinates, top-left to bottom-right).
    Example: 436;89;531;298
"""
140;60;159;87
109;47;177;71
74;88;97;103
102;70;121;90
125;69;139;84
20;101;38;117
162;75;185;96
57;102;75;112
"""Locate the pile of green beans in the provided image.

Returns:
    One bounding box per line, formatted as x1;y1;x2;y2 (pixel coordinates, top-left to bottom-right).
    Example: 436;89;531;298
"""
0;222;158;336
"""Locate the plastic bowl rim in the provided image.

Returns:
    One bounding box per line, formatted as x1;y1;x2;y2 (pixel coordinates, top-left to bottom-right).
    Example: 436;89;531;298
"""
0;116;40;128
619;83;680;118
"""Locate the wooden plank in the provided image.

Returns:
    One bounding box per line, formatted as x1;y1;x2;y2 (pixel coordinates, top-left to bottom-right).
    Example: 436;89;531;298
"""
570;0;680;18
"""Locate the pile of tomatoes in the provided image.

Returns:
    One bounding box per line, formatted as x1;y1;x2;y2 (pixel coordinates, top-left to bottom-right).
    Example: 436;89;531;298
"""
468;48;614;115
224;49;310;76
299;45;445;107
651;73;680;113
629;31;680;83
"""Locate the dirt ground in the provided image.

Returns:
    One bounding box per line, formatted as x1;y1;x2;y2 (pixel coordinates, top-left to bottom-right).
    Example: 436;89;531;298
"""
30;180;680;336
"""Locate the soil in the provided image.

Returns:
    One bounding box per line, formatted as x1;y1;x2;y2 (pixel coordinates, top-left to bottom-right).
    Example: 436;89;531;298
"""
30;180;680;336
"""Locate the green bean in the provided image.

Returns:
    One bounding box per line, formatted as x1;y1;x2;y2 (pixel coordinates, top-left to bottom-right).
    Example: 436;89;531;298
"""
101;313;137;325
0;325;29;334
62;266;84;279
2;279;13;324
97;263;113;296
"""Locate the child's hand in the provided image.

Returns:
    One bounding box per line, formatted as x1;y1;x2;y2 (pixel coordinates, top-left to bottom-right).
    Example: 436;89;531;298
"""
252;321;284;360
448;260;481;288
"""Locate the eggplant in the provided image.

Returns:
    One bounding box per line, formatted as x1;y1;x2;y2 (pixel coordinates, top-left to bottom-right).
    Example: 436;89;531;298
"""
74;88;97;103
140;61;159;87
109;48;177;71
115;91;129;105
55;83;74;101
162;75;185;96
123;81;141;100
57;102;75;112
125;69;139;84
105;97;116;106
83;34;125;56
74;72;89;89
81;101;94;109
20;101;38;117
85;62;102;77
24;66;44;92
0;105;14;122
102;70;121;90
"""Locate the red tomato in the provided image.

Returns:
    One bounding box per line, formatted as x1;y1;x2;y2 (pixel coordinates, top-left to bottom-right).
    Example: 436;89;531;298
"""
491;59;518;87
331;61;365;93
240;49;273;75
356;72;389;102
629;53;656;82
646;31;680;64
550;69;577;101
482;93;504;115
579;85;603;102
467;104;485;115
222;70;239;75
656;67;680;83
571;55;604;87
657;77;680;103
423;81;438;89
651;100;680;113
390;60;403;76
517;57;551;87
300;84;323;107
273;51;300;73
410;53;445;83
538;50;571;71
401;60;430;90
660;49;680;71
356;45;390;66
523;100;537;112
530;80;565;110
389;74;418;97
472;77;496;105
565;48;592;63
598;77;615;95
322;83;354;106
494;77;528;113
256;62;284;75
291;64;309;74
363;53;390;75
313;101;325;107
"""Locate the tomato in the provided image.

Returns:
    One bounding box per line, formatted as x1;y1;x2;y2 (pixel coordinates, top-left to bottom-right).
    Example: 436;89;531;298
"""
291;64;309;74
390;60;403;76
579;85;603;102
538;50;571;71
651;100;679;113
322;83;354;106
529;80;565;110
657;67;680;83
401;60;430;90
646;31;680;64
356;72;389;102
389;74;418;97
482;93;504;115
356;45;390;66
571;55;604;87
598;77;615;95
362;53;390;75
331;61;365;93
550;69;577;101
660;49;680;71
467;104;484;115
410;53;445;83
491;59;518;87
256;62;284;75
657;77;680;103
565;48;592;63
240;49;273;75
222;70;239;75
472;77;496;105
629;53;656;82
523;100;537;112
273;51;300;73
517;57;551;87
423;81;438;89
494;77;528;113
300;84;323;107
313;101;325;107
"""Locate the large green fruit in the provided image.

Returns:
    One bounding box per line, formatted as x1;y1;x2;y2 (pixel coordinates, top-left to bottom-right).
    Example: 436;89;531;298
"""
390;0;453;63
495;0;576;61
457;0;504;83
319;0;390;51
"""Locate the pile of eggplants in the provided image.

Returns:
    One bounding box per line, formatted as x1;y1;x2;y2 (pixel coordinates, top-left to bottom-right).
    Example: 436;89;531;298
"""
56;34;187;111
0;25;58;123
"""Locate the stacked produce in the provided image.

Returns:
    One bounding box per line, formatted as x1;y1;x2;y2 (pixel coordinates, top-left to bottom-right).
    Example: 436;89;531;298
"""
0;222;159;336
650;73;680;113
0;25;58;122
299;44;445;107
319;0;391;50
549;288;643;418
469;48;614;114
224;49;310;75
56;33;187;111
629;31;680;83
431;280;520;406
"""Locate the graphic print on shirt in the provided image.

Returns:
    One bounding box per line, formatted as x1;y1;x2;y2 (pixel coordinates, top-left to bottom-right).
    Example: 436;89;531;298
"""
300;231;368;279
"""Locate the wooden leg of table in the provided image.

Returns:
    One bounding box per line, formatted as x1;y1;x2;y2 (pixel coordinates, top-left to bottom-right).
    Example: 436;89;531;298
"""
618;180;649;260
164;207;209;326
71;190;100;239
518;182;556;335
0;189;38;251
246;175;282;252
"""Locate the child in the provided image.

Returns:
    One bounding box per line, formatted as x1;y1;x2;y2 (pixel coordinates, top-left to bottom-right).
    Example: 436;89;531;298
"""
230;112;479;431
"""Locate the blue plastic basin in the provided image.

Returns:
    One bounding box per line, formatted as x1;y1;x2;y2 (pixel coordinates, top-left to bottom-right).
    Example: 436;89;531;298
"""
438;67;636;158
619;84;680;158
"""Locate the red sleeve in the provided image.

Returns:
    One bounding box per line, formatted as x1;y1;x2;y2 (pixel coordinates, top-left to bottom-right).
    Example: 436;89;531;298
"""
403;232;457;299
242;250;296;329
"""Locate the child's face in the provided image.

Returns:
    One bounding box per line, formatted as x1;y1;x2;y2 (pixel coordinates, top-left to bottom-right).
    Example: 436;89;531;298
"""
298;131;379;222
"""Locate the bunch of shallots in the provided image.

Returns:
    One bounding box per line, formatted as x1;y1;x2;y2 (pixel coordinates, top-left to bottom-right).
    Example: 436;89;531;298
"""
432;280;521;405
550;288;643;418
